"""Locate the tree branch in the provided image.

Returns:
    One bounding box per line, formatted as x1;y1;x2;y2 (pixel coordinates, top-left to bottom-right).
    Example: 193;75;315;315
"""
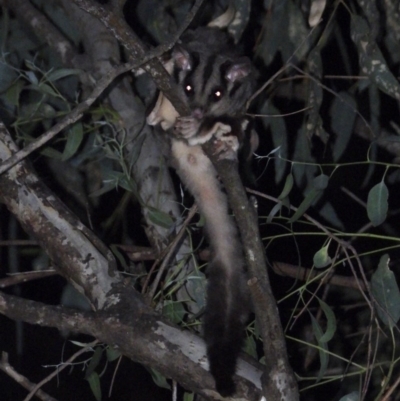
203;142;299;401
0;290;263;400
0;121;122;310
1;0;78;67
70;0;201;116
0;270;57;289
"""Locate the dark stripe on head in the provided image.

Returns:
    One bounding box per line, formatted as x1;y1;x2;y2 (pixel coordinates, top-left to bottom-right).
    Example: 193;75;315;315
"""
229;82;243;99
202;54;217;92
172;65;180;83
220;60;232;84
181;51;199;84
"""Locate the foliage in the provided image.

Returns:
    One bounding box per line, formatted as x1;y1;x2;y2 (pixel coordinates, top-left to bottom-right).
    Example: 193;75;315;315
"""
1;0;400;400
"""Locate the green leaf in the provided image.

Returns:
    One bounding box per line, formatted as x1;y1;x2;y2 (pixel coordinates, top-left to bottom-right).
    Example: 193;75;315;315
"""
119;176;140;198
292;127;317;188
0;61;18;93
288;188;319;223
243;336;257;358
147;207;175;229
70;340;94;347
62;122;84;161
318;202;344;230
26;82;58;97
184;270;206;309
183;392;195;401
147;368;171;390
351;15;400;100
196;213;205;228
313;243;332;268
85;346;103;379
318;299;337;342
278;173;294;200
262;102;288;183
305;49;329;143
267;202;282;224
89;182;116;198
25;71;38;85
288;174;329;224
47;68;81;82
37;82;59;97
226;0;250;43
106;346;121;362
367;181;389;226
338;392;360;401
310;313;329;382
110;244;128;271
371;254;400;328
5;80;25;106
330;93;357;161
86;372;102;401
313;174;329;190
162;301;186;324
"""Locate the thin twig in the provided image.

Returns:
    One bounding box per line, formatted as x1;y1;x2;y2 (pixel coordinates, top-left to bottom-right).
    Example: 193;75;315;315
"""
108;355;123;398
0;270;57;288
381;374;400;401
272;261;367;291
0;352;58;401
23;340;99;401
146;204;198;300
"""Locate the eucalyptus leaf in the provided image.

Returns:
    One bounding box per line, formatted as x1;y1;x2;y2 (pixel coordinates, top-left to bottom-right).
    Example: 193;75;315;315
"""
313;174;329;190
227;0;251;43
318;201;344;230
47;68;81;82
5;80;25;107
70;340;94;347
183;392;195;401
292;127;317;188
288;188;319;223
371;254;400;328
35;82;59;97
288;174;329;223
351;15;400;100
0;62;17;92
110;244;129;271
264;102;288;184
330;92;357;161
147;368;171;390
106;346;121;362
243;335;257;358
62;122;84;161
318;299;337;342
25;71;38;85
184;269;206;309
85;346;103;379
86;372;102;401
267;202;282;224
338;392;360;401
147;208;175;229
278;173;294;200
305;49;328;143
313;243;332;268
308;0;326;27
367;181;388;226
162;301;186;324
89;182;117;198
310;313;329;382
